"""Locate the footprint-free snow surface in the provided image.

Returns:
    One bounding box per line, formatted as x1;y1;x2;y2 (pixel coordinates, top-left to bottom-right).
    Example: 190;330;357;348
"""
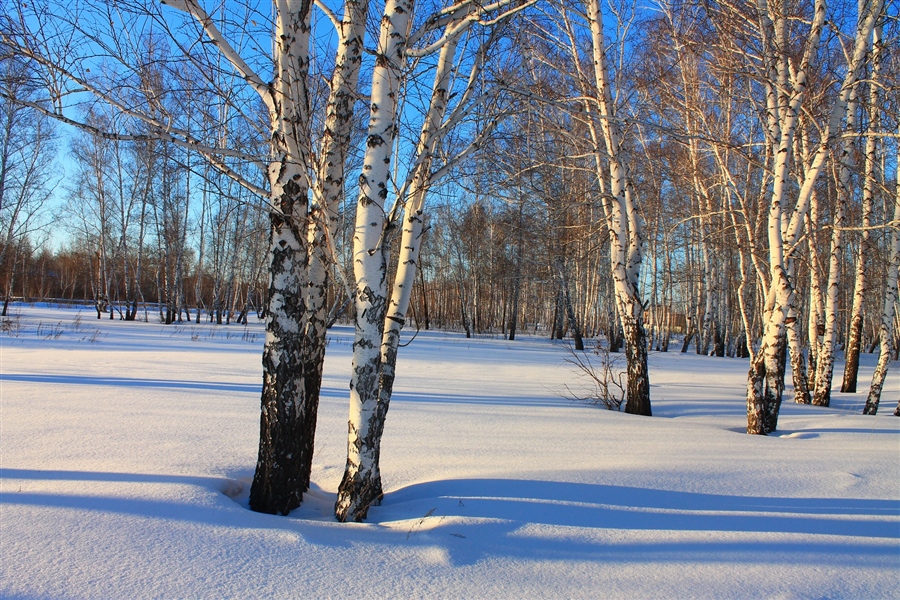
1;305;898;599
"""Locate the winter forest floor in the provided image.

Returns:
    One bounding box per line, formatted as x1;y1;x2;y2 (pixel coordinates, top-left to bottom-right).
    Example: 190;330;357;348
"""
1;304;898;599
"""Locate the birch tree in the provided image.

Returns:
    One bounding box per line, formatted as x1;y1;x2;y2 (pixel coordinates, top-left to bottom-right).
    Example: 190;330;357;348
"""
335;0;526;522
581;0;651;415
745;0;881;434
863;124;900;416
841;18;883;393
810;92;859;407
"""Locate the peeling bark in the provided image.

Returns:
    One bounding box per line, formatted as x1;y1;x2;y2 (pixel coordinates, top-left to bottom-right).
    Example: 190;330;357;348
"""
249;164;314;515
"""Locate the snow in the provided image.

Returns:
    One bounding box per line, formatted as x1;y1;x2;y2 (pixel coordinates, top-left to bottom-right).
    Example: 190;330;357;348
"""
1;305;898;599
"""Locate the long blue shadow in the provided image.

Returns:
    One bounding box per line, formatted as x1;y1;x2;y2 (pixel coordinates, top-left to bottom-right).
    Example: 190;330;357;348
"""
378;479;900;539
2;470;899;568
0;468;230;486
388;389;573;408
1;373;355;402
2;372;572;409
0;373;261;394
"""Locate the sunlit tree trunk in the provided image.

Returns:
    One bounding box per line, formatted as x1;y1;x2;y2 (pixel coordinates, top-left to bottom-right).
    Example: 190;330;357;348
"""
806;205;824;390
747;0;879;433
843;21;882;393
786;265;811;404
248;0;368;515
335;1;517;520
335;0;414;523
863;126;900;415
585;0;650;415
246;0;316;516
812;90;858;407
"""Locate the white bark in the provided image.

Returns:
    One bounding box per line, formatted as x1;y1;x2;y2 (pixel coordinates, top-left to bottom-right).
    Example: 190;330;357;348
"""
302;0;369;440
584;0;650;415
336;0;415;523
843;20;883;393
812;87;859;407
747;0;881;433
786;259;811;404
380;27;463;381
783;0;884;250
336;0;522;521
248;0;317;514
864;127;900;415
806;203;825;389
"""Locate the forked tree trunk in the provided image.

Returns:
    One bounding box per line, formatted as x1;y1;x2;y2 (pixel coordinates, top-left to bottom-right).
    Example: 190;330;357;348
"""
242;0;367;515
371;18;462;461
334;3;510;520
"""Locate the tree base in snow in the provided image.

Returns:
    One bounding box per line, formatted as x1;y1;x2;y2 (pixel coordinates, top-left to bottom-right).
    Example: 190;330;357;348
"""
335;469;383;522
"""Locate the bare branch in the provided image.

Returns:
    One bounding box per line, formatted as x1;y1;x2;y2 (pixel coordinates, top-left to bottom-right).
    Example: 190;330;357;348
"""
159;0;273;111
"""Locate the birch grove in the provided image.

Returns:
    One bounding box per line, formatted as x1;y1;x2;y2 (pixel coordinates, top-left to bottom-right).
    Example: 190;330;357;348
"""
2;0;899;525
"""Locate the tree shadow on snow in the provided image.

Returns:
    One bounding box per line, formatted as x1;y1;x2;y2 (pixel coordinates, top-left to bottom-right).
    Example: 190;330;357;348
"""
361;478;900;566
388;389;575;409
0;373;262;394
3;469;898;569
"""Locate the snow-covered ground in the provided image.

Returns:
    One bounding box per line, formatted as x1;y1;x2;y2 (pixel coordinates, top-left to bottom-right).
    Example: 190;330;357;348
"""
1;305;898;599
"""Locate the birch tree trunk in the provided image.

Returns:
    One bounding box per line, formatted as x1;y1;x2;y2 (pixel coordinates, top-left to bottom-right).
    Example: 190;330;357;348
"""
294;0;368;504
162;0;353;516
786;267;811;404
842;21;882;393
806;204;825;390
812;90;858;407
247;0;317;516
335;0;414;523
585;0;650;416
335;1;518;520
863;126;900;415
367;23;468;503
